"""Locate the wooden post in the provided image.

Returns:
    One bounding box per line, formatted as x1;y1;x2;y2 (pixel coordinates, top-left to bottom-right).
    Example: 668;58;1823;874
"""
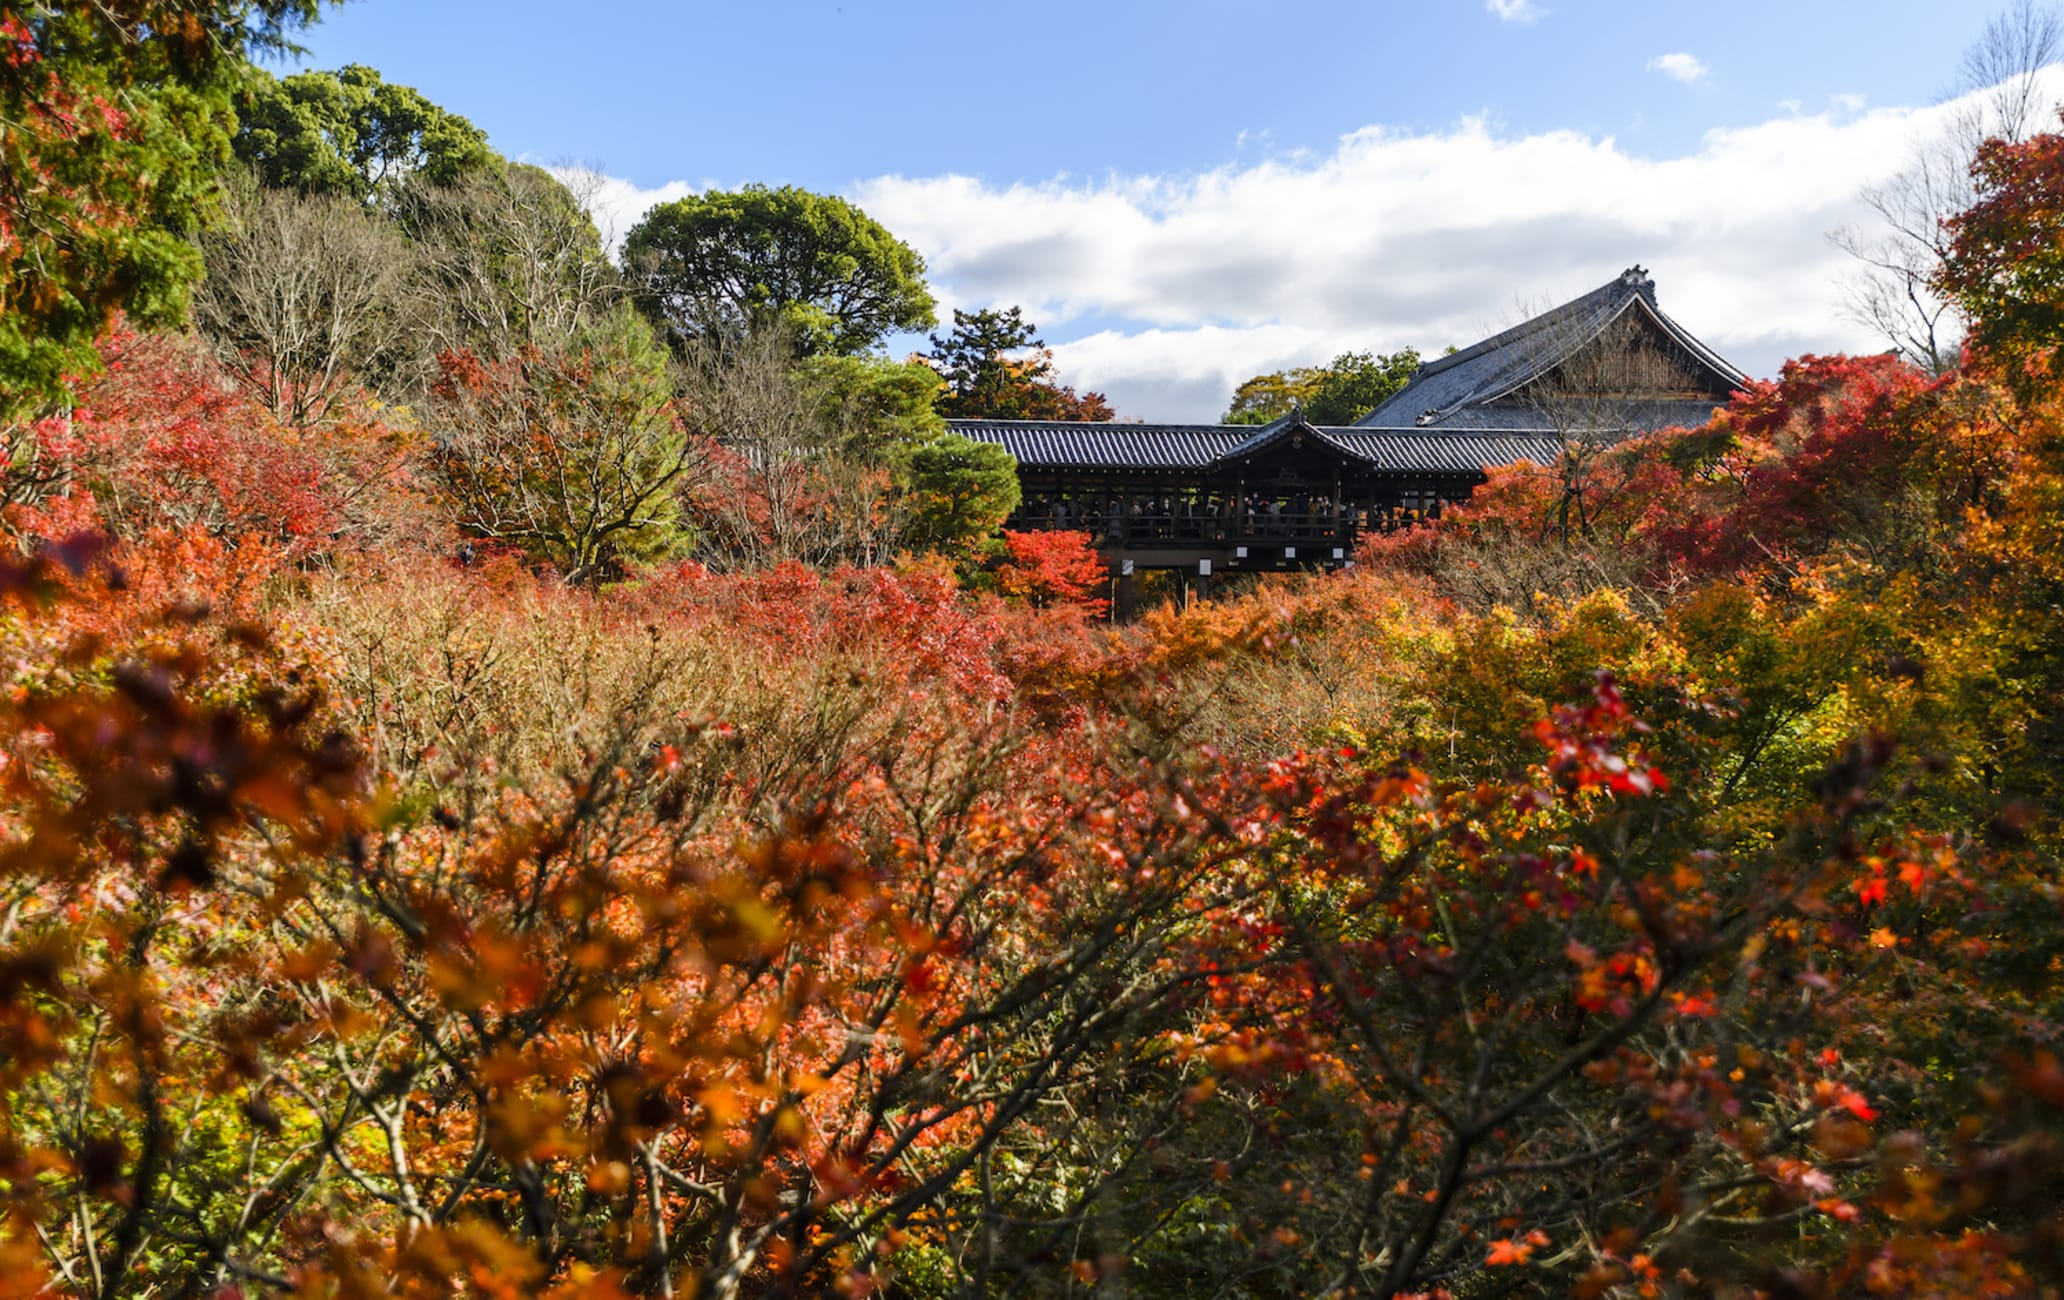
1331;465;1343;546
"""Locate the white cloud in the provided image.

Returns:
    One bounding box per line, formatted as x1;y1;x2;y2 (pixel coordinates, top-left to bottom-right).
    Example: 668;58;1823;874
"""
1648;52;1709;85
1042;323;1334;415
545;165;697;255
1486;0;1544;23
579;70;2064;420
847;111;1941;416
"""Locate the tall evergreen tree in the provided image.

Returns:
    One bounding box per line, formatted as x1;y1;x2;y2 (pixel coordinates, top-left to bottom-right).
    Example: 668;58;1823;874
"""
0;0;324;418
925;307;1114;421
233;62;497;205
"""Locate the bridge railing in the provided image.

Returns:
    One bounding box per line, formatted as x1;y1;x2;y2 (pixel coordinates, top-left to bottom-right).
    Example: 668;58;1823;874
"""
1004;507;1439;546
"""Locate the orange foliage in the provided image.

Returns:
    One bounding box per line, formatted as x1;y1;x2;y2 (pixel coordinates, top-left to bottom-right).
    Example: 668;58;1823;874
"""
3;142;2064;1296
15;328;435;555
995;528;1110;616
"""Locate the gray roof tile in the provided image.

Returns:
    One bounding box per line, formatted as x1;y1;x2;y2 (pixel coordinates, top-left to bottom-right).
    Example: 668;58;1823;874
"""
949;420;1252;469
949;417;1564;476
950;269;1738;478
1315;427;1564;473
1356;267;1746;430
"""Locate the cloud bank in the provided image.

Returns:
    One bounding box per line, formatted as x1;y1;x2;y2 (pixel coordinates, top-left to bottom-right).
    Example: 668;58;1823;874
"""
574;75;2057;420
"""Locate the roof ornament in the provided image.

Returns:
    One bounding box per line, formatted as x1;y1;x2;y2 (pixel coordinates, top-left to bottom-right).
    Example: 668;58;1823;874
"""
1620;265;1654;293
1415;409;1438;427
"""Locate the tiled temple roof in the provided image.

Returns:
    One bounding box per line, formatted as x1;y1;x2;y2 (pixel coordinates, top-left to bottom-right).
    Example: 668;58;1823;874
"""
949;268;1745;475
949;421;1253;469
1356;267;1746;431
951;414;1565;475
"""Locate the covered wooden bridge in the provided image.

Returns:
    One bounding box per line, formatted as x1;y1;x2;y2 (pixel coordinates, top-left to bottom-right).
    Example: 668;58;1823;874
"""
950;267;1747;607
960;415;1558;568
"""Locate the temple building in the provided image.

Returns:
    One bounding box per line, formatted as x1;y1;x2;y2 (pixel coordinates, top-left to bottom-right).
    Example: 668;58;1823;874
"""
949;267;1746;606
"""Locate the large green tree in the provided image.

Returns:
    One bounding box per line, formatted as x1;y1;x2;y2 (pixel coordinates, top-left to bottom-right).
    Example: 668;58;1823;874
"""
800;352;946;456
0;0;324;420
892;432;1021;553
623;185;936;356
924;306;1114;420
232;62;496;205
1223;347;1420;425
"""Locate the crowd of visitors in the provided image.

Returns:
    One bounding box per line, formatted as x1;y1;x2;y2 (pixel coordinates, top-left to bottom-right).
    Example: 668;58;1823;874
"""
1009;493;1439;542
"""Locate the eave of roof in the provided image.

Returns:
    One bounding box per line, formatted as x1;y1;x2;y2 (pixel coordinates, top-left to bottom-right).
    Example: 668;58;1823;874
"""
1316;426;1565;474
949;416;1564;476
949;267;1742;474
1355;268;1747;430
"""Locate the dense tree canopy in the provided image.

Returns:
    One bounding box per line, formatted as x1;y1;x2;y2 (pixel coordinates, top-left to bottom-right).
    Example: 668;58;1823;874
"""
891;430;1022;552
996;527;1109;614
623;185;937;356
232;62;497;204
6;324;2062;1292
799;351;946;456
0;0;323;419
1939;112;2064;379
426;306;704;581
1224;347;1421;424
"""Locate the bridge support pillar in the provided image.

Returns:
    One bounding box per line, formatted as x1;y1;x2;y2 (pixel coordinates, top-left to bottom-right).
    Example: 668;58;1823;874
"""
1114;562;1137;621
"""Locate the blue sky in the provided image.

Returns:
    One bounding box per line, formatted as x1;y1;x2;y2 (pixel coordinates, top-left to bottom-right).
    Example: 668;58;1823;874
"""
291;1;2041;417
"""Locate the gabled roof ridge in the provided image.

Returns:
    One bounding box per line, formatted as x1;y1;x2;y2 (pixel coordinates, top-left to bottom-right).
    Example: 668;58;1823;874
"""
1466;291;1652;409
1649;302;1749;387
1356;267;1750;431
1219;410;1308;460
1411;270;1648;383
1461;293;1748;411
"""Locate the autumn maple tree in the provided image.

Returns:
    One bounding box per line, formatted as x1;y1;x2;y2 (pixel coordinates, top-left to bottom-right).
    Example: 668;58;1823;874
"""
1939;112;2064;379
995;528;1110;616
426;308;707;582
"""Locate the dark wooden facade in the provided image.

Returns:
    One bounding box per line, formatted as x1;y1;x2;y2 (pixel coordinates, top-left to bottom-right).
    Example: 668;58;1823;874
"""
988;420;1548;576
951;268;1747;607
